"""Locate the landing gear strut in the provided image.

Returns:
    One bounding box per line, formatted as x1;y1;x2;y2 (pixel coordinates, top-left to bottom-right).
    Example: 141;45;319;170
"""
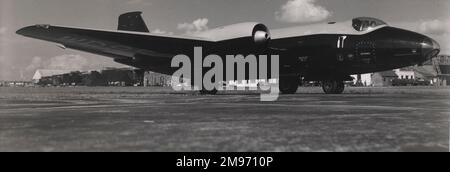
279;76;300;94
322;80;345;94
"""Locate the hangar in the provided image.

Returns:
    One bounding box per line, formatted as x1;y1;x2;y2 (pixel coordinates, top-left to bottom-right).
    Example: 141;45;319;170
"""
434;55;450;86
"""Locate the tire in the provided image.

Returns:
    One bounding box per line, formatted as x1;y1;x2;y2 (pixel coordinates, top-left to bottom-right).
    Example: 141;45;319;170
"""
322;80;345;94
200;88;218;95
279;76;299;94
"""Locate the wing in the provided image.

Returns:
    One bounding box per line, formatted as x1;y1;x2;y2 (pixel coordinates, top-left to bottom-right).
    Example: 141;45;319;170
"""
16;24;213;75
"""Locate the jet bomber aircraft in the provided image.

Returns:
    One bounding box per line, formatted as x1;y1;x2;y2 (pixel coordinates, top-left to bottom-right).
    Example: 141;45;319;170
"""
17;12;440;94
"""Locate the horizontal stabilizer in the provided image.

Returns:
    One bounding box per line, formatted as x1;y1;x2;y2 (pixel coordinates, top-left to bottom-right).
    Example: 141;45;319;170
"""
118;11;149;33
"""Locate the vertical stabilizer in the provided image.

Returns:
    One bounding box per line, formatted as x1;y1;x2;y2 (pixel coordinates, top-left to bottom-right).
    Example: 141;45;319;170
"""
118;11;149;33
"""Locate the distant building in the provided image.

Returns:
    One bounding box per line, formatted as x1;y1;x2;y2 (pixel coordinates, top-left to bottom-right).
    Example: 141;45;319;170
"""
434;55;450;86
0;81;33;87
358;55;449;87
411;65;438;85
352;74;372;86
143;71;171;87
371;71;398;87
394;69;415;80
228;80;261;88
352;64;441;87
32;68;144;87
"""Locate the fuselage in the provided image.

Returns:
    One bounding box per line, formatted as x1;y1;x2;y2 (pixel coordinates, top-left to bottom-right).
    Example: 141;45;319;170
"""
267;18;440;80
195;17;440;81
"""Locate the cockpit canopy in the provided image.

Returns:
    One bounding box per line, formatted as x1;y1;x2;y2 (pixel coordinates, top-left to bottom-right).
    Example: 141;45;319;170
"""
352;17;387;32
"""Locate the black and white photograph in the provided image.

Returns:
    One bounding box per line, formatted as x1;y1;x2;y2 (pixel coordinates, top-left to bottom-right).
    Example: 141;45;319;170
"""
1;0;449;157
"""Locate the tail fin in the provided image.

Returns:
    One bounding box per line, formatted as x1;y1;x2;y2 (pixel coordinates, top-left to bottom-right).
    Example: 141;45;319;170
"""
118;11;149;33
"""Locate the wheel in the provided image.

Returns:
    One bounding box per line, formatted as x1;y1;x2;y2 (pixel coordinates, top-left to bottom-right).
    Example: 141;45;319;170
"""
279;76;299;94
322;80;345;94
200;88;218;95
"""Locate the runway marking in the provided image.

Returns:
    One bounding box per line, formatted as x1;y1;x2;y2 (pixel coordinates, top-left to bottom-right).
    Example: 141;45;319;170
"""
93;110;130;113
1;94;448;116
0;104;137;113
2;101;438;114
143;102;424;111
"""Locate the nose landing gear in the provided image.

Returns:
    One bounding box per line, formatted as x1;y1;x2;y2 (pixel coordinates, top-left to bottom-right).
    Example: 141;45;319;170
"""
322;80;345;94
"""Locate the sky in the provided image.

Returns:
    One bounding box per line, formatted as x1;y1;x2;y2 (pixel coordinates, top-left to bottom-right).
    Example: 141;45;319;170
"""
1;0;449;80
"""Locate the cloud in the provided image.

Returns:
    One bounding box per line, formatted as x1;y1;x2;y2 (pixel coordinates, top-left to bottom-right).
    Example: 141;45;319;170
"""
275;0;331;23
0;27;7;35
419;19;450;35
393;19;450;35
126;0;152;6
151;29;174;35
177;18;209;34
22;54;128;80
25;56;45;72
48;54;89;70
25;54;90;73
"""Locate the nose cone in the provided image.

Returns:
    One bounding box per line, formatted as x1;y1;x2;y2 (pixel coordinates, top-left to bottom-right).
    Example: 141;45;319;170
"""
422;37;440;60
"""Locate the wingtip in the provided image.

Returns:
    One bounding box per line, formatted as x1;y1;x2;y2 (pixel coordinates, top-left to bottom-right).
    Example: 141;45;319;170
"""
16;24;50;36
16;26;32;35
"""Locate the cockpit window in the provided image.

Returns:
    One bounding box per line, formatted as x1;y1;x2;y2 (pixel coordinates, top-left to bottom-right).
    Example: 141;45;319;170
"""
352;17;387;31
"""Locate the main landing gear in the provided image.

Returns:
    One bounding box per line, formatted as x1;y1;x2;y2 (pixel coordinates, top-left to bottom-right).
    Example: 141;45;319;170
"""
279;76;300;94
200;88;218;95
321;80;345;94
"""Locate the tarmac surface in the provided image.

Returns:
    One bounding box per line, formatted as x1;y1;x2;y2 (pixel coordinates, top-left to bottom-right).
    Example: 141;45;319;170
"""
0;86;449;152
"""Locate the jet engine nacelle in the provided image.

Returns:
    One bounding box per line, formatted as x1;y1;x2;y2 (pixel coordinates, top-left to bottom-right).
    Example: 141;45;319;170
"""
252;24;271;45
194;22;271;45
